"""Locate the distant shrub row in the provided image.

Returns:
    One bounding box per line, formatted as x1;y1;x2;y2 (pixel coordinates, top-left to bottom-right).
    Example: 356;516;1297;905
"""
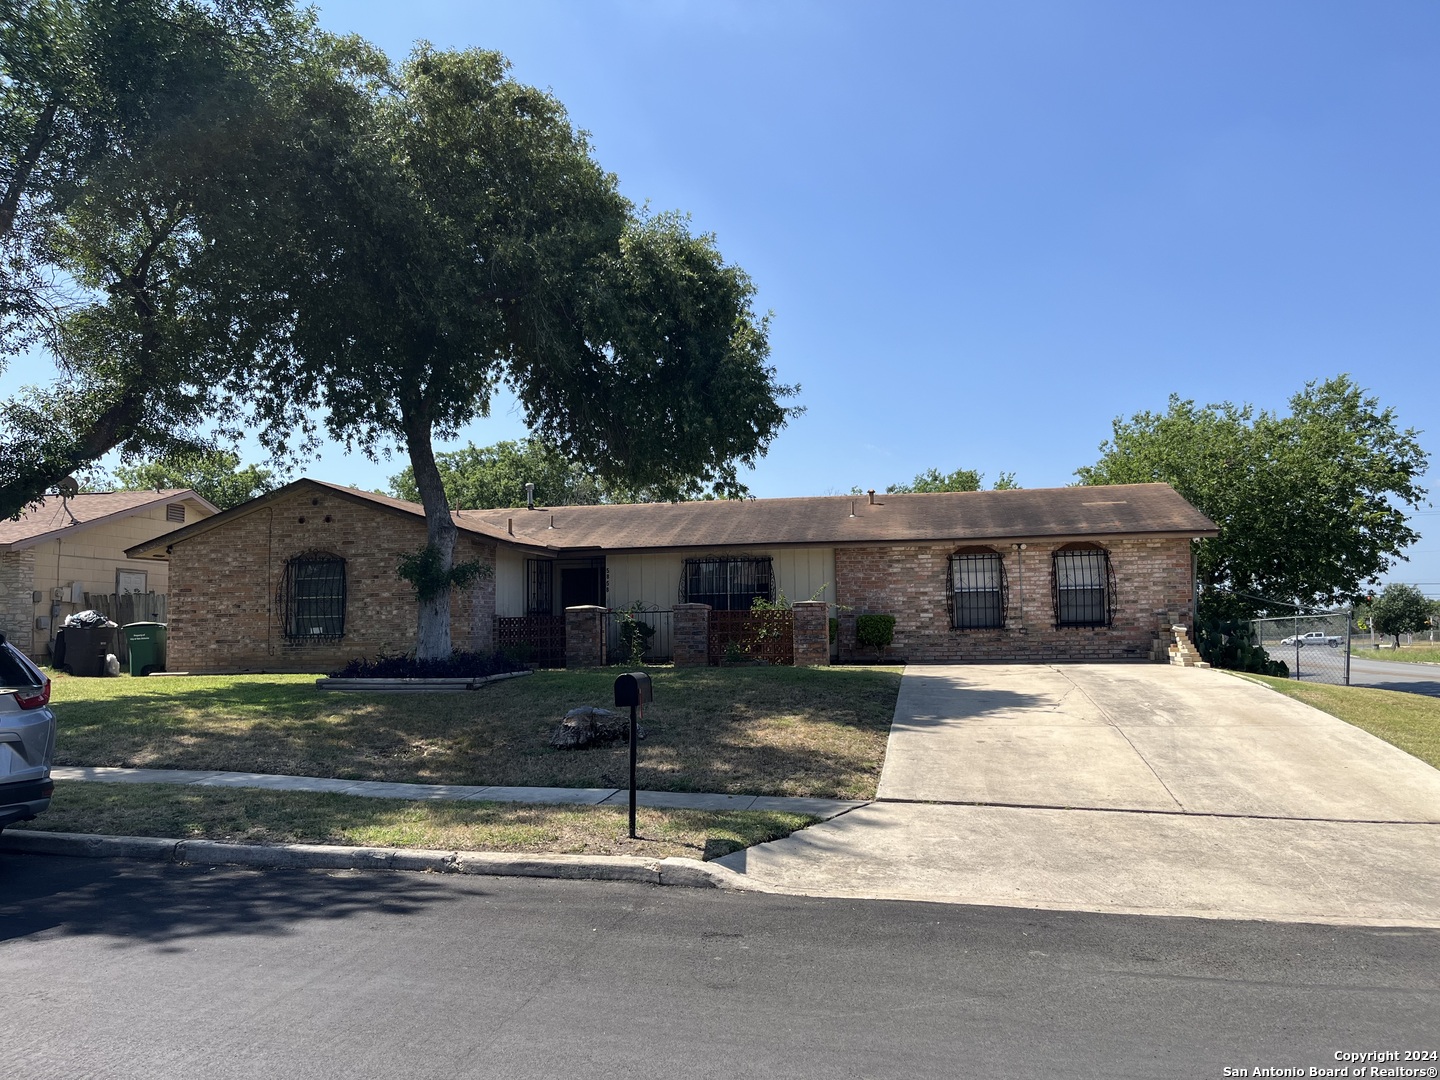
329;650;526;680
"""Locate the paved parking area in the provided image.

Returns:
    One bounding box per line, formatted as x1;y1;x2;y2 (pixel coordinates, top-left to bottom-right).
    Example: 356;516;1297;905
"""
719;664;1440;925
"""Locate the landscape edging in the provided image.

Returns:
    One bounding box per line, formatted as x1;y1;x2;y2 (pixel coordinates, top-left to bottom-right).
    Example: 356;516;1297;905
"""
315;670;533;692
0;829;769;891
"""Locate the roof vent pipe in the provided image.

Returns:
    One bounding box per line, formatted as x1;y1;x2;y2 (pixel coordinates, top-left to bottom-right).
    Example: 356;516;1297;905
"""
867;489;877;506
507;517;514;536
525;483;535;510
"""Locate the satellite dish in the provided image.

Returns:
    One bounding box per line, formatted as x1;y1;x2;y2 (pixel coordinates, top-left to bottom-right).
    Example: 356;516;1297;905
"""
57;476;79;499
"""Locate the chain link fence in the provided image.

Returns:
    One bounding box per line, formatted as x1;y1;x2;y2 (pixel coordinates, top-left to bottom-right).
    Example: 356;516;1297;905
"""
1251;612;1352;686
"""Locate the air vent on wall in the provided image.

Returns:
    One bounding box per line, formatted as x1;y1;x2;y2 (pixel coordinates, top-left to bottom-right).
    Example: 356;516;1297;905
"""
166;503;185;523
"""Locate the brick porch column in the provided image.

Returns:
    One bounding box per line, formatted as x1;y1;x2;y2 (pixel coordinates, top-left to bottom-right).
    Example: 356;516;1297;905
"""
564;605;607;668
673;603;711;667
792;601;830;667
837;611;858;664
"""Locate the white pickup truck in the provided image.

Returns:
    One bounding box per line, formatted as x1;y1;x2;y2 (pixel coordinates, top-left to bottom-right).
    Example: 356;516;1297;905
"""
1278;630;1343;648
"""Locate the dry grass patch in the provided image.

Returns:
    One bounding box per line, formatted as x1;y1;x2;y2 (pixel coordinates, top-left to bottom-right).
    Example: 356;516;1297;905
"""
46;665;902;799
20;781;815;861
1243;675;1440;769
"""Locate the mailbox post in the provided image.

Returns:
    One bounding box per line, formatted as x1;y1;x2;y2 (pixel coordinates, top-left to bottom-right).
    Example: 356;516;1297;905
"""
613;672;652;839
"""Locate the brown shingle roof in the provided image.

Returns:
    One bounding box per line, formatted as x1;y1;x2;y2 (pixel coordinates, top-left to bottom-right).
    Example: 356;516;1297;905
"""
0;489;216;550
124;479;1217;558
458;483;1218;552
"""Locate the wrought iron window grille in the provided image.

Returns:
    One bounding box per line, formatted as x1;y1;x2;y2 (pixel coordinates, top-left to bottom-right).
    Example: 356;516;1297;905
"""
679;556;775;611
1051;544;1116;628
947;549;1007;629
279;551;347;640
525;559;554;616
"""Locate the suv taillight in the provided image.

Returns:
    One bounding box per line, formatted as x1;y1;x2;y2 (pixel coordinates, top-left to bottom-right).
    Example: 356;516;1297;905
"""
13;679;50;710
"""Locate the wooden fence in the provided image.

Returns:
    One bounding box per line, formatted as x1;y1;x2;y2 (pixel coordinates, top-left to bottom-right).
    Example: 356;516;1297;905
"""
496;615;566;668
707;609;794;666
82;591;168;626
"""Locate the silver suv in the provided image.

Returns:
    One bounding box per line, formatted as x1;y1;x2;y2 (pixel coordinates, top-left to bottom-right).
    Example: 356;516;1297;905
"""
0;633;56;832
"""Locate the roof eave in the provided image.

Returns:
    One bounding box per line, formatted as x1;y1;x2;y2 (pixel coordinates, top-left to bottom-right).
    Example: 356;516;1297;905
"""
8;489;218;553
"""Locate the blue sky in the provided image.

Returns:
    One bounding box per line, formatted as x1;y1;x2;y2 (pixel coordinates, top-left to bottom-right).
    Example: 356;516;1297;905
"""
5;1;1439;587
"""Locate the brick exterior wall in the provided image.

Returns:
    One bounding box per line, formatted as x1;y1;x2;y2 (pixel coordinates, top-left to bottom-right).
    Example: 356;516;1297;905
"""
835;538;1194;663
564;606;606;668
673;603;710;667
792;600;830;667
0;550;36;655
166;487;495;673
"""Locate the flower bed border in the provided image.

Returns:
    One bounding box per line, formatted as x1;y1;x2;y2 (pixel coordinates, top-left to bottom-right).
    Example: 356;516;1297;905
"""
315;670;534;693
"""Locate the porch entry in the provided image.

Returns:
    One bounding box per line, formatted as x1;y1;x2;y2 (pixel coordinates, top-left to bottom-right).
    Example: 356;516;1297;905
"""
525;557;607;615
496;557;608;668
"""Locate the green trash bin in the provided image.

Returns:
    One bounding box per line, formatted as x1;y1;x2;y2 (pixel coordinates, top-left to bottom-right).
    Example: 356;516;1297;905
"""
121;622;168;676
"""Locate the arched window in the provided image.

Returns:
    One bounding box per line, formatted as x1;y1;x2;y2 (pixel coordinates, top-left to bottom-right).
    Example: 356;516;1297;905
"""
1052;543;1114;628
281;552;347;640
948;548;1006;629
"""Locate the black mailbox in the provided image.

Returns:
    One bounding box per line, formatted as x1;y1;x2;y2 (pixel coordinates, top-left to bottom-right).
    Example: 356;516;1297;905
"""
613;672;652;708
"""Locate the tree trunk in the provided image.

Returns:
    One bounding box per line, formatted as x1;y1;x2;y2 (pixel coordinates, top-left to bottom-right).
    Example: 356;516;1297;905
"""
403;408;455;660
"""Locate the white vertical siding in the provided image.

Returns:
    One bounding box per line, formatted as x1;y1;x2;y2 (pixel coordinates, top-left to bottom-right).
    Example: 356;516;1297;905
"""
606;553;686;610
606;546;835;610
495;546;527;617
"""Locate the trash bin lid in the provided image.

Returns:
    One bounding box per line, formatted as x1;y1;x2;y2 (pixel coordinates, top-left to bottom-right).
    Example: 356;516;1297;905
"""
122;622;166;629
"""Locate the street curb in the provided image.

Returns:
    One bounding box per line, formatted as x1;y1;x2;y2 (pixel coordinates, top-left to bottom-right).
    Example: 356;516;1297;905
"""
0;830;770;891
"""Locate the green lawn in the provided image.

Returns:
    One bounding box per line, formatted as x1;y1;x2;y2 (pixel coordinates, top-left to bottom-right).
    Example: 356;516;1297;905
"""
1349;642;1440;665
46;665;903;799
20;781;812;861
1242;675;1440;769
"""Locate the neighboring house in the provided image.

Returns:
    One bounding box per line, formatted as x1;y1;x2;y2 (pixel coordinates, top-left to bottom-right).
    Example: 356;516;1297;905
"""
125;478;1217;673
1;489;219;661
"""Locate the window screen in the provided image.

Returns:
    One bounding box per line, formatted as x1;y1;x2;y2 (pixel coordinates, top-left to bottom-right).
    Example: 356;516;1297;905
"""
282;553;346;639
680;557;775;611
1053;546;1113;628
949;551;1006;629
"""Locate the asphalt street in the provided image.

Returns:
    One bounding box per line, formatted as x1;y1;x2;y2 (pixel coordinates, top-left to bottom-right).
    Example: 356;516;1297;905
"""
1345;654;1440;697
3;853;1437;1080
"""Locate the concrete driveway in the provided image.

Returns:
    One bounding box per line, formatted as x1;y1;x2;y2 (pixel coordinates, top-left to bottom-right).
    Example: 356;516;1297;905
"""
718;664;1440;926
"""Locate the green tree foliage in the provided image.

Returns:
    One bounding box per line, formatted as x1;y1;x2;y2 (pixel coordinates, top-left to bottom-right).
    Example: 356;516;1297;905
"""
0;0;314;518
110;449;277;511
389;439;604;509
1370;583;1433;649
238;46;798;657
1077;376;1428;622
883;468;1019;494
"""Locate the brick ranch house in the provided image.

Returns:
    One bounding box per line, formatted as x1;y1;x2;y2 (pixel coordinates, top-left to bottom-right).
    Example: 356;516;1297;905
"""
125;478;1217;674
1;489;217;662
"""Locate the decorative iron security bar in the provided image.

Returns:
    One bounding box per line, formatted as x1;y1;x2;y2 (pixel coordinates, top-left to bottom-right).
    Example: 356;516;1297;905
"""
947;550;1008;629
280;552;347;640
680;556;775;611
1052;546;1115;628
604;608;675;664
525;559;554;616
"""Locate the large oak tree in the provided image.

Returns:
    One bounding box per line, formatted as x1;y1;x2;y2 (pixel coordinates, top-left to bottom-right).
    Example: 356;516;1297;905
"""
1077;375;1428;621
243;46;799;657
0;0;312;518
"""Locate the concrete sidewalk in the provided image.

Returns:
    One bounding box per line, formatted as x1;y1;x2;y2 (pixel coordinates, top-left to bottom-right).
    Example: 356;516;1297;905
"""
719;664;1440;927
49;766;863;820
